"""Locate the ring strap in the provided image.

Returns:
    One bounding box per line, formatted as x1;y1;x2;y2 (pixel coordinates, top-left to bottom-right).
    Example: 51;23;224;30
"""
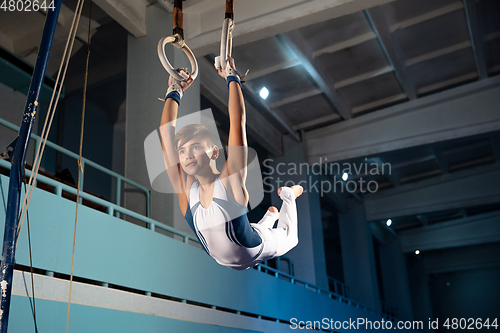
173;0;184;39
225;0;234;19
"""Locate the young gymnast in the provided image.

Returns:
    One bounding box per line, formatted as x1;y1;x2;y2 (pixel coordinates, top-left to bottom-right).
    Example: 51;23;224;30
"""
159;57;303;270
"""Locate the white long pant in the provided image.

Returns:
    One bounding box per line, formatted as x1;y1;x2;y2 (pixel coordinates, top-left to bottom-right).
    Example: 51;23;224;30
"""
253;186;298;258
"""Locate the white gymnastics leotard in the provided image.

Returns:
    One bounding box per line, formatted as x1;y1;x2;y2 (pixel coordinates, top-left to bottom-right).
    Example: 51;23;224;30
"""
184;177;299;270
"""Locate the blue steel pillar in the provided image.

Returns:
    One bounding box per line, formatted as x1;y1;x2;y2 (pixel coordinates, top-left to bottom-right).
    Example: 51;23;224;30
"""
0;1;62;331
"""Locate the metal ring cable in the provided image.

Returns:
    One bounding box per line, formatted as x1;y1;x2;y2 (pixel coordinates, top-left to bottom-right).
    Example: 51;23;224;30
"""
16;0;87;245
66;1;92;331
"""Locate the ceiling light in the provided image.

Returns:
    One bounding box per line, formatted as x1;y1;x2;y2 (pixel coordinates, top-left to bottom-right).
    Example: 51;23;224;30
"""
386;219;392;226
415;249;420;255
259;87;269;100
342;172;348;181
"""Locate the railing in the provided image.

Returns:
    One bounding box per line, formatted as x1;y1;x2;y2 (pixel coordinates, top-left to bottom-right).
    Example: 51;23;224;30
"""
0;117;150;217
0;159;198;244
0;117;394;322
261;256;293;276
328;276;350;298
381;301;398;318
253;262;392;320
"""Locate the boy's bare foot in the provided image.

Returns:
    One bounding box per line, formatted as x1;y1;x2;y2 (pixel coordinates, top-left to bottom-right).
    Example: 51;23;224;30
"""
268;206;278;213
278;185;303;199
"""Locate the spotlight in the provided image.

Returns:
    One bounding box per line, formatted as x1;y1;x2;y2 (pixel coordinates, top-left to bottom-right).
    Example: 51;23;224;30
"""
415;249;420;255
259;87;269;100
386;219;392;226
342;172;348;181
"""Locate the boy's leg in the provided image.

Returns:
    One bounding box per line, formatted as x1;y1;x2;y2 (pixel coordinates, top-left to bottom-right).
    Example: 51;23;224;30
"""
256;206;279;229
248;186;301;267
273;186;299;257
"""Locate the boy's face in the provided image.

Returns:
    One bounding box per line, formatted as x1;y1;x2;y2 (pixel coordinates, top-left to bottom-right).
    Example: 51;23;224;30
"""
178;136;216;175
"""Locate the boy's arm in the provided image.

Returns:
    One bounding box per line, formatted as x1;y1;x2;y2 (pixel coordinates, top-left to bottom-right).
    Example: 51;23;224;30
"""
159;71;194;214
226;80;248;183
218;57;249;202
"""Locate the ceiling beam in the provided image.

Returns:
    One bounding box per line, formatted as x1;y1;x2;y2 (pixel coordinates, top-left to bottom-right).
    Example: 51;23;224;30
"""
424;243;500;274
351;156;487;187
489;64;500;74
405;41;471;67
352;93;406;114
37;4;67;26
372;157;400;187
293;114;341;131
484;31;500;42
278;32;352;120
8;3;99;56
364;8;417;101
399;169;441;184
326;37;474;92
306;76;500;164
312;32;377;58
417;72;478;95
399;211;500;253
269;88;321;109
157;0;173;13
334;66;393;89
491;134;500;162
198;57;283;157
245;59;300;82
390;2;464;32
441;139;490;156
183;0;398;56
391;155;434;169
429;147;449;174
448;155;495;172
463;0;488;80
364;163;500;220
416;215;428;227
93;0;147;38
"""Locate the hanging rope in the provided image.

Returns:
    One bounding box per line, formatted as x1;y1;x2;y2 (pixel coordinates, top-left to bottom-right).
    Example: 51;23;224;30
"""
16;0;87;246
66;1;92;331
20;182;38;333
4;0;87;331
157;0;198;81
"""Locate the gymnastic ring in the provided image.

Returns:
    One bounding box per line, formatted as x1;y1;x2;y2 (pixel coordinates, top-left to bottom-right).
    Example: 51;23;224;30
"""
219;18;234;71
157;34;199;81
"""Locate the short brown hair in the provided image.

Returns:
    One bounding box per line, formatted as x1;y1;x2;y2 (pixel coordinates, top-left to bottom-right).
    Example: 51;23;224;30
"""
174;124;215;151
